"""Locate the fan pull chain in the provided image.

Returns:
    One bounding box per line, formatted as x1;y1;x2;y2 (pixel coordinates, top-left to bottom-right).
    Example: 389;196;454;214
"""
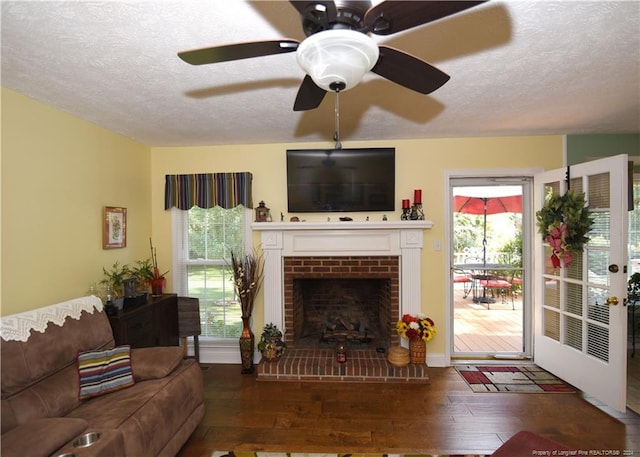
333;88;342;150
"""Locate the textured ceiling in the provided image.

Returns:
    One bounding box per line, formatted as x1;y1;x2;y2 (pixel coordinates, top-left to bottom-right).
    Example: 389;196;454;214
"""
1;1;639;147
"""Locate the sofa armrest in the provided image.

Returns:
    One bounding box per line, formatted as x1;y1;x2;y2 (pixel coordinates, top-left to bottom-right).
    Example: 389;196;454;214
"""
1;417;88;457
131;346;184;381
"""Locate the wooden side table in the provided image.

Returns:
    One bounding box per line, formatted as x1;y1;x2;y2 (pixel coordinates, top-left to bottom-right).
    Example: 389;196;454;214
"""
178;296;201;363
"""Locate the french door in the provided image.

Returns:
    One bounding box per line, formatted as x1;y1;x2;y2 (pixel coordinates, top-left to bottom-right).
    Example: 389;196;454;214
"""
534;154;629;412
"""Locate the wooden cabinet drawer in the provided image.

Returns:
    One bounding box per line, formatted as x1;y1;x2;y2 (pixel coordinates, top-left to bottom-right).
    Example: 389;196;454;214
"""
108;294;178;348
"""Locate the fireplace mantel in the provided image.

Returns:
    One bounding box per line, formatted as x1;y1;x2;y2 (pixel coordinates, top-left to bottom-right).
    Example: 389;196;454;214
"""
253;220;433;335
251;220;433;231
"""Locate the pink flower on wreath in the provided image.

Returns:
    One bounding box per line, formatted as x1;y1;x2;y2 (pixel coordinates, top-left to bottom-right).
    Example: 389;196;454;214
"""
546;221;572;268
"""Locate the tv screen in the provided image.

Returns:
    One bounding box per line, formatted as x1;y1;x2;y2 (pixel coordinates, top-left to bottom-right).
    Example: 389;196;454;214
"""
287;147;395;213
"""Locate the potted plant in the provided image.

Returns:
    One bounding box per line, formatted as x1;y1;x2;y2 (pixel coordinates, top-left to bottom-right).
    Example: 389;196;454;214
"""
149;238;169;295
100;261;130;300
130;259;155;291
257;323;286;361
629;273;640;303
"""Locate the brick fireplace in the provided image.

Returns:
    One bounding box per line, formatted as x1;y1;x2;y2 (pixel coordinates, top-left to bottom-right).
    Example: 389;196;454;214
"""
283;256;399;348
253;221;432;381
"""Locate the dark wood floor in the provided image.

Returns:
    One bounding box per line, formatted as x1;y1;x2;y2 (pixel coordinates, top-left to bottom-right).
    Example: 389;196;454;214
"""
177;364;640;456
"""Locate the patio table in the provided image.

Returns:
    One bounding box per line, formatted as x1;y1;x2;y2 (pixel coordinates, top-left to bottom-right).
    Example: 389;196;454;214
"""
454;263;522;308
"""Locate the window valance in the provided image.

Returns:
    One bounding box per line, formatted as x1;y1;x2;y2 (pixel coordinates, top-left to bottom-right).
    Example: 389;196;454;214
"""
164;172;253;210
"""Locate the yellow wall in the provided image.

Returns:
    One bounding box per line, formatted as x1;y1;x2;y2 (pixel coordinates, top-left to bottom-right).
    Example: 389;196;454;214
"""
1;84;563;353
151;137;563;353
1;88;151;315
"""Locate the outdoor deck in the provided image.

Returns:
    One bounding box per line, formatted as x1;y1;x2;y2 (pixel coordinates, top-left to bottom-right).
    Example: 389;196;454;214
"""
453;284;524;354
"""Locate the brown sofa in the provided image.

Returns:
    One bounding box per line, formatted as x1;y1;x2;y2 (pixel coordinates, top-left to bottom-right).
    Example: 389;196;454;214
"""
1;296;204;457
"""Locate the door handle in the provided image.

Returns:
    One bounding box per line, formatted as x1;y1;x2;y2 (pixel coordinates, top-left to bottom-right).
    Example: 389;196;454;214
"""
606;296;619;306
608;264;619;273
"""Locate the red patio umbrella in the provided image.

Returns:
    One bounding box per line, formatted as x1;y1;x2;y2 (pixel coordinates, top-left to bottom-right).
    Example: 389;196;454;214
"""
453;187;523;267
453;194;522;215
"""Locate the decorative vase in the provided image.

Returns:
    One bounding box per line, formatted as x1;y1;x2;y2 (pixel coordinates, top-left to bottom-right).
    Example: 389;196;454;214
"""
239;316;255;374
409;338;427;364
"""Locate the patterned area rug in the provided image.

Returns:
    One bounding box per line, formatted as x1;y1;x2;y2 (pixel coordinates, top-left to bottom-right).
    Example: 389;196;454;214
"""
456;365;576;393
216;453;487;457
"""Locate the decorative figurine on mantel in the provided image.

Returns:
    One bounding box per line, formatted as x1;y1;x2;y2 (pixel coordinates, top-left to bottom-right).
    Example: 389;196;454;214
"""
255;201;271;222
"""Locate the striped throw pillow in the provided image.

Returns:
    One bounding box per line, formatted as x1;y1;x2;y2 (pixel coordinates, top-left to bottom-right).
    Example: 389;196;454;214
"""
77;345;134;400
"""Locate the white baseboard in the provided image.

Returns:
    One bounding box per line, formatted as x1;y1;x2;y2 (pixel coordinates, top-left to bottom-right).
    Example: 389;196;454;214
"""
426;352;447;367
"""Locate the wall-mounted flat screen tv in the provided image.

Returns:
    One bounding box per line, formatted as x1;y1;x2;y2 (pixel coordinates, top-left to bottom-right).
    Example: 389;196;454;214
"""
287;147;395;213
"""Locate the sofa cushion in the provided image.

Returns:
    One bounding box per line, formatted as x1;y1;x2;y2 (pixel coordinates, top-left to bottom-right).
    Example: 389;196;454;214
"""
67;359;203;456
0;417;88;457
131;346;184;381
78;345;134;400
1;400;18;434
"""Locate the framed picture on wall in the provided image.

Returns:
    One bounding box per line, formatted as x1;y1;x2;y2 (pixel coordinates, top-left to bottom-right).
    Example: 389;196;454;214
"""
103;206;127;249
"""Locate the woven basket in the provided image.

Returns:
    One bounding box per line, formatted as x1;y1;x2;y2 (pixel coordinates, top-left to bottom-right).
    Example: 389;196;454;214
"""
409;338;427;364
387;346;410;367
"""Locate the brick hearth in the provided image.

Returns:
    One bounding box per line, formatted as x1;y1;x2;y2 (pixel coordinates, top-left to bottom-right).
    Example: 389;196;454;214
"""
257;348;429;383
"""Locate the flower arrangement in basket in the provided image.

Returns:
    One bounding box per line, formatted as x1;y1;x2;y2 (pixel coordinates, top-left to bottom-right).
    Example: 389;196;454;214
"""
535;189;593;268
396;313;437;342
396;313;436;364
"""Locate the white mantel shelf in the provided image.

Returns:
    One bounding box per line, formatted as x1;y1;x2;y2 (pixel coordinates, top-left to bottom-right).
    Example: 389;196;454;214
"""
251;220;433;231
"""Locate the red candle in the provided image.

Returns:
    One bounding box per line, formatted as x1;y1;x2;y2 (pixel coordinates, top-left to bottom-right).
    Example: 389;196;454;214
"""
402;199;410;209
414;189;422;205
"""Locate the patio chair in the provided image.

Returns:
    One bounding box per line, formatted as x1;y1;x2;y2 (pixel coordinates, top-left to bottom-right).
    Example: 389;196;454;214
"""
453;268;473;298
509;271;523;300
478;275;513;310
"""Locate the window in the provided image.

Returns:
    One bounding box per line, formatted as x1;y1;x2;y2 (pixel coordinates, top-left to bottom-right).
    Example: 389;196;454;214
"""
172;205;252;339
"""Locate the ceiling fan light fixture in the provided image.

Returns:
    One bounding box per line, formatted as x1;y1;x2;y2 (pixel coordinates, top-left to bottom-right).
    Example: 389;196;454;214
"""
296;29;379;92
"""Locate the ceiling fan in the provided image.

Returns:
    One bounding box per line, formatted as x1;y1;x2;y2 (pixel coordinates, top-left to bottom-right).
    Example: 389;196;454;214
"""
178;1;487;111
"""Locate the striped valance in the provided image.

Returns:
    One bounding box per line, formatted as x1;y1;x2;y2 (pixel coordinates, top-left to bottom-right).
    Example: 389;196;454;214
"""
164;172;253;210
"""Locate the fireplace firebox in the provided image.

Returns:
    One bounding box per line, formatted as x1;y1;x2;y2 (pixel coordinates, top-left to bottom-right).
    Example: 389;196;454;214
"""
284;256;399;348
292;276;395;348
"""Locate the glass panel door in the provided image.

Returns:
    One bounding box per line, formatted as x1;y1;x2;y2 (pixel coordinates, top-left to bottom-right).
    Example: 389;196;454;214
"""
534;155;628;412
451;177;532;359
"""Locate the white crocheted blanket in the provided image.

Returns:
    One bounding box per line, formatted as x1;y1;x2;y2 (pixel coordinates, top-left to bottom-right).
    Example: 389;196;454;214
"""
1;295;103;342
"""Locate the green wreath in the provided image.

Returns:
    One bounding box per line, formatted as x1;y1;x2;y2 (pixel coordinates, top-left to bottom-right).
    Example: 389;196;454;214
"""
536;189;593;268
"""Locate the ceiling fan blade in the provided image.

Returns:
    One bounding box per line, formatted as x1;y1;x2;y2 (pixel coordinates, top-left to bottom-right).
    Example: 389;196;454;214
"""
293;75;327;111
371;46;450;94
178;40;299;65
364;1;487;35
